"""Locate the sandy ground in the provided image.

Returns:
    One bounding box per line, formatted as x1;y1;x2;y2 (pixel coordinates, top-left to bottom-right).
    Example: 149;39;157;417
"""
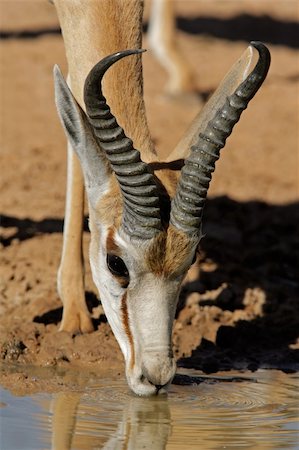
0;1;298;393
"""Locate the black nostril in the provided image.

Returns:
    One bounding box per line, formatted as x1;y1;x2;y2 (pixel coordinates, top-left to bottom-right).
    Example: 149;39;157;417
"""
155;384;164;393
147;379;166;392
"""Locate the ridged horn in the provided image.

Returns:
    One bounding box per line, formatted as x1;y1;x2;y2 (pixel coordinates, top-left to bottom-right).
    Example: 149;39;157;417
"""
84;50;161;240
170;41;271;237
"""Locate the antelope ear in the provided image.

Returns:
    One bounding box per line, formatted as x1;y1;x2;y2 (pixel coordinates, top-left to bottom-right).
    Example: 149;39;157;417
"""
167;44;256;161
54;65;112;198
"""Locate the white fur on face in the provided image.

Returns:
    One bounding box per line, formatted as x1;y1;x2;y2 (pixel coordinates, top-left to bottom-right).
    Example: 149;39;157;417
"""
89;227;189;396
89;229;130;360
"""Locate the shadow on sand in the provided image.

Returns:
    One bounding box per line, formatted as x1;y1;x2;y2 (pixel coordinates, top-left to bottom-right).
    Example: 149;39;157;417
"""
178;197;299;373
175;13;299;49
1;13;299;49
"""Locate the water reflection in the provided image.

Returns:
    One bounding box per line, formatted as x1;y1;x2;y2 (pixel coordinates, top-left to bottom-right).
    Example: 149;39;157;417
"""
1;369;298;449
51;393;81;450
48;371;299;450
51;391;171;450
169;371;299;449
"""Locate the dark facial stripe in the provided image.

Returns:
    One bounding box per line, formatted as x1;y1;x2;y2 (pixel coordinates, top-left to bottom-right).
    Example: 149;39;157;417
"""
121;292;135;371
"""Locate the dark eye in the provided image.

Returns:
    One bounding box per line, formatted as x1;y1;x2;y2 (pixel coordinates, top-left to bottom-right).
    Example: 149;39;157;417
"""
107;254;129;278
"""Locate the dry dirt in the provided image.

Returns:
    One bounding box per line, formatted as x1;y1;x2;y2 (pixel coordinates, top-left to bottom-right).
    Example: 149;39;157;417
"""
0;1;298;394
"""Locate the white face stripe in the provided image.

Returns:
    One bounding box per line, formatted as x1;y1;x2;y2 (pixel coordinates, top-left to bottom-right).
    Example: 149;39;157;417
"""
114;230;128;250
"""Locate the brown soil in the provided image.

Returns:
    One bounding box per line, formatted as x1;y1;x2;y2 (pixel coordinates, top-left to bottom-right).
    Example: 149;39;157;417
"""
0;1;298;393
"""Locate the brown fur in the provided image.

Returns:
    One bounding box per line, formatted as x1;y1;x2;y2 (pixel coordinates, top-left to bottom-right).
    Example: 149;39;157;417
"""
146;225;194;278
121;292;135;370
96;175;123;228
155;168;179;200
54;0;156;162
106;226;121;255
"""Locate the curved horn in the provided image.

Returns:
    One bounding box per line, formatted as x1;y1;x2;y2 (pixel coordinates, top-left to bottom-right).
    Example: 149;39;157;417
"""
170;42;270;237
84;50;161;240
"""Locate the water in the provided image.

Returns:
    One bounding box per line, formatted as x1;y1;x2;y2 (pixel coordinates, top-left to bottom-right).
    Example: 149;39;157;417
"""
0;368;298;449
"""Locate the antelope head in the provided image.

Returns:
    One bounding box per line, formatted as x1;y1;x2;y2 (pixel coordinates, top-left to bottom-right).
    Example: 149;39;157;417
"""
54;42;270;396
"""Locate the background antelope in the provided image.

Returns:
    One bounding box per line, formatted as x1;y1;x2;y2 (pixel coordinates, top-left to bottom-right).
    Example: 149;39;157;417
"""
54;0;270;396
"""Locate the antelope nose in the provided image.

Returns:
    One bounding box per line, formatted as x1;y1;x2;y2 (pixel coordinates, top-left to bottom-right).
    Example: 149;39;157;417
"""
142;355;176;388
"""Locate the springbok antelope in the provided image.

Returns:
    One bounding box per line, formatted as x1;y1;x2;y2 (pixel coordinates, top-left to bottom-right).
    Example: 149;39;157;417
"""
53;0;270;396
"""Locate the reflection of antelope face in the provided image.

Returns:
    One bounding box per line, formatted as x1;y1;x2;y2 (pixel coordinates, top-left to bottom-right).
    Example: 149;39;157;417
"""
55;43;270;395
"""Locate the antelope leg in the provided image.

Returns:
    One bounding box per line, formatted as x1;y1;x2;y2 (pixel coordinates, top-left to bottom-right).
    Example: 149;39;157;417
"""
57;144;93;333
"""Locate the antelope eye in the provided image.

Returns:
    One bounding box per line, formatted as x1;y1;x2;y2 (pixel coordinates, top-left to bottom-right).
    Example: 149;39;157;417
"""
106;254;129;278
